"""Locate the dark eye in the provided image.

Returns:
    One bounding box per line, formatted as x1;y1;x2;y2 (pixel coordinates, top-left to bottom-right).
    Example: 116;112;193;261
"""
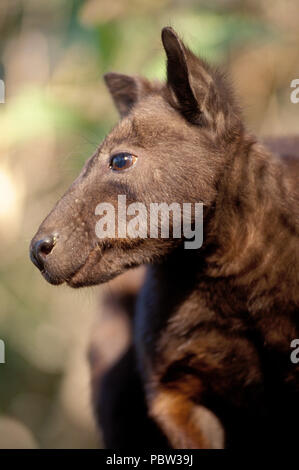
110;152;137;171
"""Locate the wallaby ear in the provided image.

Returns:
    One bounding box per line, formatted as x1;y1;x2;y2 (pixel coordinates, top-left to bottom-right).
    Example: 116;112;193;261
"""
104;73;152;118
161;27;233;128
162;27;200;124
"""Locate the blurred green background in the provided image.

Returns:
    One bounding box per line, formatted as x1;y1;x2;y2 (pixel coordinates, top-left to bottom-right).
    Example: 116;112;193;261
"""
0;0;298;448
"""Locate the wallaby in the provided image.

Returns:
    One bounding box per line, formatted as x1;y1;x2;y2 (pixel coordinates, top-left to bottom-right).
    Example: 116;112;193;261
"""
30;27;299;449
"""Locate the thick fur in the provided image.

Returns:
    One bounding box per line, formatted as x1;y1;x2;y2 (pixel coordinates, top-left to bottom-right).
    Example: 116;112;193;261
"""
30;27;299;448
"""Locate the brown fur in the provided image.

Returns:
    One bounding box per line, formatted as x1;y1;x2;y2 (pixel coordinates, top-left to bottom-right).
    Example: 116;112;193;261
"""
30;27;299;448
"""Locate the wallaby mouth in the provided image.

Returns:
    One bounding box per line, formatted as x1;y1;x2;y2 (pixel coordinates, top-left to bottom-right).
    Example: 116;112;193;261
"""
29;237;92;287
29;224;94;287
65;244;104;288
41;267;64;286
30;223;134;288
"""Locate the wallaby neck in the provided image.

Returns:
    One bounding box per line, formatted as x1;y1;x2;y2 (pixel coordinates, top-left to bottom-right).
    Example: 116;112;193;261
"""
204;136;298;307
152;136;298;312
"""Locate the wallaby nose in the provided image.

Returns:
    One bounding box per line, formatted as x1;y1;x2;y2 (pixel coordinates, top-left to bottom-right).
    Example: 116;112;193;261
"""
30;235;56;271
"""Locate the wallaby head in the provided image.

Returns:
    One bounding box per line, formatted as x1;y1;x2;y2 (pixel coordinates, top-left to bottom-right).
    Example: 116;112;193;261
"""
30;27;244;287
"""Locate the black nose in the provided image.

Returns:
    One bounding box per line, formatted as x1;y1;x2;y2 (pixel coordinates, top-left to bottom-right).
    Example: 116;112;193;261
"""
30;236;55;271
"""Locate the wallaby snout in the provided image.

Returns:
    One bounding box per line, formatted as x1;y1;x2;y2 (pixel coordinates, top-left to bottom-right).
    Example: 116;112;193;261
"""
30;234;56;271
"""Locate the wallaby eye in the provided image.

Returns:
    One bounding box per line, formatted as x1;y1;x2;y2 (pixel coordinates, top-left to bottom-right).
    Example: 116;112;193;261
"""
110;152;137;171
